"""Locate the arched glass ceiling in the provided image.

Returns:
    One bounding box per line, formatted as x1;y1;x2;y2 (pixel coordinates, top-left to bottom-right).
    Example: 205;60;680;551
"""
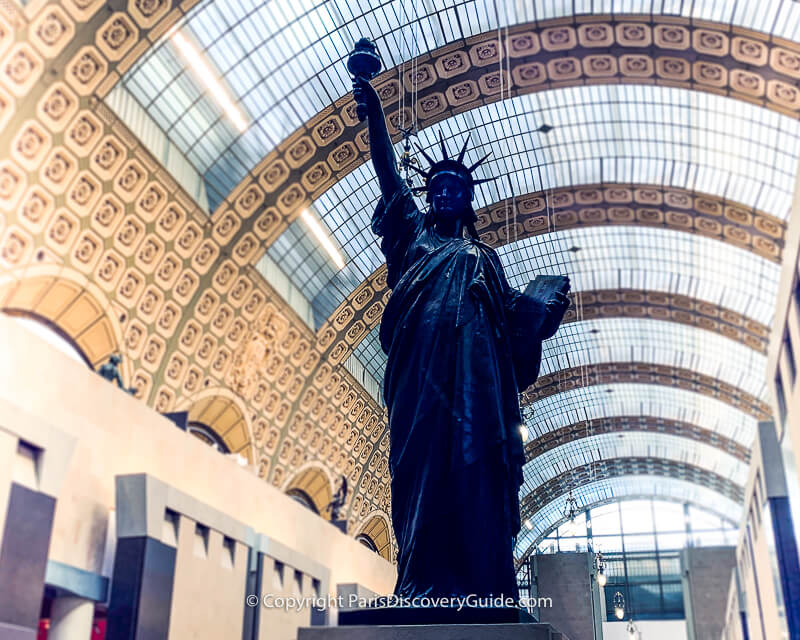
539;317;767;398
121;0;800;208
520;433;747;490
526;384;756;446
497;226;780;327
267;86;793;325
514;477;742;555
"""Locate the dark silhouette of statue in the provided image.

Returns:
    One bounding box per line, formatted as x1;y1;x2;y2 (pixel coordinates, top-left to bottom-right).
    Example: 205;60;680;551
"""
97;354;137;395
351;44;569;604
326;475;348;521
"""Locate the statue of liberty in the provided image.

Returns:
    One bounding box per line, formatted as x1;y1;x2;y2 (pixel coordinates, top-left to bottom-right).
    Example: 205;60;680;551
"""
350;40;570;605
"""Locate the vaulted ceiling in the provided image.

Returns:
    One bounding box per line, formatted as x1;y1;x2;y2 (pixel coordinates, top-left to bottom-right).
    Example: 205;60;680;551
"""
2;0;799;561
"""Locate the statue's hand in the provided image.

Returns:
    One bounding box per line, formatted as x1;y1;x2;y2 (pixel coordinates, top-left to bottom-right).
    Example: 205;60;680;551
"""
541;290;570;338
545;291;570;316
352;75;380;117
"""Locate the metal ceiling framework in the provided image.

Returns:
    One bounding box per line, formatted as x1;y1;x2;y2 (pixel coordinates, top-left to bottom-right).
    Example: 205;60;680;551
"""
3;1;800;554
123;0;800;211
522;416;751;464
515;484;741;566
274;91;792;327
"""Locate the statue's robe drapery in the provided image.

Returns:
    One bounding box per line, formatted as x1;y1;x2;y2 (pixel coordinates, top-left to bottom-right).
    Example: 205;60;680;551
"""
372;187;548;600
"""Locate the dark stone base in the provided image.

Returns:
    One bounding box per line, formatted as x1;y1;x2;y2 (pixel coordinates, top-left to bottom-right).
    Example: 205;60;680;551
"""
338;606;535;626
299;622;567;639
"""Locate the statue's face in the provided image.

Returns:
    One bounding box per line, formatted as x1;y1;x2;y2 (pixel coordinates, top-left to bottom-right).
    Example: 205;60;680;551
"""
430;173;471;220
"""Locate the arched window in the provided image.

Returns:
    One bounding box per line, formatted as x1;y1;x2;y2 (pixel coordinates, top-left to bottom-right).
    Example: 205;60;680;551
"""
4;311;90;367
356;533;379;554
187;421;230;453
286;488;319;514
356;515;393;561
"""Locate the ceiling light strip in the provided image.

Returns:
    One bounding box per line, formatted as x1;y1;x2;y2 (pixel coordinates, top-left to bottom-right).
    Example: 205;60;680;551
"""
300;209;345;270
171;31;248;133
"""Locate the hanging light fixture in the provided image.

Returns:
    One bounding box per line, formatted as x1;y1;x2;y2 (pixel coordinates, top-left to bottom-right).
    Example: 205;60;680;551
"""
626;618;640;639
563;489;578;521
613;591;625;620
595;552;607;587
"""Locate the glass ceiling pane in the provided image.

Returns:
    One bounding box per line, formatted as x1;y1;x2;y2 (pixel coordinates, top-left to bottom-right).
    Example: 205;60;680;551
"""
514;476;742;556
520;432;747;491
589;503;623;536
123;0;800;210
352;325;385;386
540;317;768;399
526;383;756;446
653;501;686;532
620;500;654;534
689;504;728;530
497;226;780;328
268;86;793;326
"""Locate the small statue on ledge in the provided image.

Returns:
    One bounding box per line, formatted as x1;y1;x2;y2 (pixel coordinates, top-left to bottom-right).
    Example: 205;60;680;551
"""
97;353;137;395
326;475;348;522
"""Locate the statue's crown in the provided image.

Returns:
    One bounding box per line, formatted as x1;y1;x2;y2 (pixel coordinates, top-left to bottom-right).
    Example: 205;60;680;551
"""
409;133;493;194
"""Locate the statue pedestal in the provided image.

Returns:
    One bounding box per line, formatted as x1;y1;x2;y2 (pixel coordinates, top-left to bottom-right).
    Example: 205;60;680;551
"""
298;622;569;639
338;606;533;625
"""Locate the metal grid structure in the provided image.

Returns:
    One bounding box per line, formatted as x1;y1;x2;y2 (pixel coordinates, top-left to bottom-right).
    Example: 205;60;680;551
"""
269;87;796;326
122;0;800;210
520;489;740;555
523;383;756;445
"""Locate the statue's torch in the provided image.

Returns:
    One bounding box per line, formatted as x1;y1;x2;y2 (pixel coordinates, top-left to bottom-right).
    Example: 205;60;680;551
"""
347;37;382;122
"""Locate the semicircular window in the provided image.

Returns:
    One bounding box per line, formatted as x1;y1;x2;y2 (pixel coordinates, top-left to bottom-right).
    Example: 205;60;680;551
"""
356;533;379;554
5;311;90;367
286;488;319;514
187;421;230;453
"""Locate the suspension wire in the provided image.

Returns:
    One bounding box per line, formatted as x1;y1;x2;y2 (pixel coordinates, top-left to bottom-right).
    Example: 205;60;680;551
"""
493;0;528;463
412;0;419;133
398;0;410;132
491;0;563;522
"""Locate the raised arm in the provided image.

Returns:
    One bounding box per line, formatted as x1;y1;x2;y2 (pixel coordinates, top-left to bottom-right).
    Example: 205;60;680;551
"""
353;76;403;200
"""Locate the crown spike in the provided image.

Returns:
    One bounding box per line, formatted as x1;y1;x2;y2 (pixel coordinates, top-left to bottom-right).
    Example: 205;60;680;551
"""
468;152;492;172
473;177;497;185
414;143;437;167
457;134;471;164
439;132;449;160
405;163;430;178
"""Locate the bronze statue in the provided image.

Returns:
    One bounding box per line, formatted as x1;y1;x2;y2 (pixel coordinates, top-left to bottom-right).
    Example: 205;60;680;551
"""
97;354;137;395
351;41;569;603
326;475;348;521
